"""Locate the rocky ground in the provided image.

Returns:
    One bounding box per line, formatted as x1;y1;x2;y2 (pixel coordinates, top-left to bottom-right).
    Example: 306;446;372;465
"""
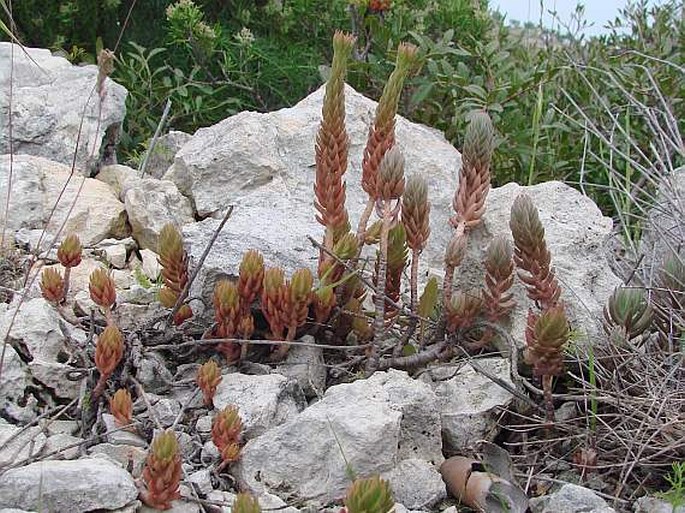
0;42;682;513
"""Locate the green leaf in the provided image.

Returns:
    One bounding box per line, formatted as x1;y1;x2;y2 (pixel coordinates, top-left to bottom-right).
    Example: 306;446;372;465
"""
418;276;439;319
463;84;487;100
411;82;434;106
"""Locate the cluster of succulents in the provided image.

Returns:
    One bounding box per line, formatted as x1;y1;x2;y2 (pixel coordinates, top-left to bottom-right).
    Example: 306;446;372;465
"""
142;30;574;398
38;28;661;512
41;235;129;401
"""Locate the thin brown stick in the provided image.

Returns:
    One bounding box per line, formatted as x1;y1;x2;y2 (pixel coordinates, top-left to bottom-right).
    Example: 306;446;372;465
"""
147;336;371;352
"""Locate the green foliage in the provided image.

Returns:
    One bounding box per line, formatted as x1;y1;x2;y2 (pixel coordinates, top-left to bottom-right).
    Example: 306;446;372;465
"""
657;461;685;509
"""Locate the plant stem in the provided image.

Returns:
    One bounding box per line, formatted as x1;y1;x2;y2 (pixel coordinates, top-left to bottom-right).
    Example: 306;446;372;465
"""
542;374;555;424
410;248;419;313
356;198;375;246
63;266;72;300
367;205;391;374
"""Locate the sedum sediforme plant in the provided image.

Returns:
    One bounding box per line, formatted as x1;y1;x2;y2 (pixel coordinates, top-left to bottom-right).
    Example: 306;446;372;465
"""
357;42;418;242
653;253;685;347
158;223;193;326
509;194;561;311
140;430;182;510
110;388;133;428
402;174;431;313
40;234;83;305
57;234;82;298
40;267;65;305
342;475;395;513
197;359;222;407
444;111;494;306
212;405;243;467
314;30;356;271
237;249;264;355
367;146;405;371
603;286;653;345
93;324;124;398
89;268;117;325
510;193;568;422
213;279;242;363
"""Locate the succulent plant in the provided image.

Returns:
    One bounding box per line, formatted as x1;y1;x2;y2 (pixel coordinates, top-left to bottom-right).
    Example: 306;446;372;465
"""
366;146;408;371
158;224;189;295
214;280;240;329
653;253;685;344
343;475;394;513
141;430;182;510
445;289;484;333
451;111;494;231
375;223;407;325
89;268;117;314
238;313;255;340
57;234;82;268
375;146;406;204
173;304;193;326
233;493;262;513
510;194;561;310
333;232;360;262
157;223;193;323
315;31;355;258
603;286;653;341
40;267;65;304
482;236;516;321
402;174;431;310
212;280;242;361
95;324;124;378
357;41;418;241
524;305;570;377
442;234;468;305
262;267;286;340
268;268;314;359
417;276;439;344
360;43;417;201
197;359;222;407
211;405;243;465
110;388;133;427
93;324;124;398
158;286;178;308
238;249;265;312
314;284;337;323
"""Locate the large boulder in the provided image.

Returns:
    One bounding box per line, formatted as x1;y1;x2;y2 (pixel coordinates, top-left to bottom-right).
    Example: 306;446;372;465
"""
0;154;128;247
0;43;127;174
235;369;443;508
